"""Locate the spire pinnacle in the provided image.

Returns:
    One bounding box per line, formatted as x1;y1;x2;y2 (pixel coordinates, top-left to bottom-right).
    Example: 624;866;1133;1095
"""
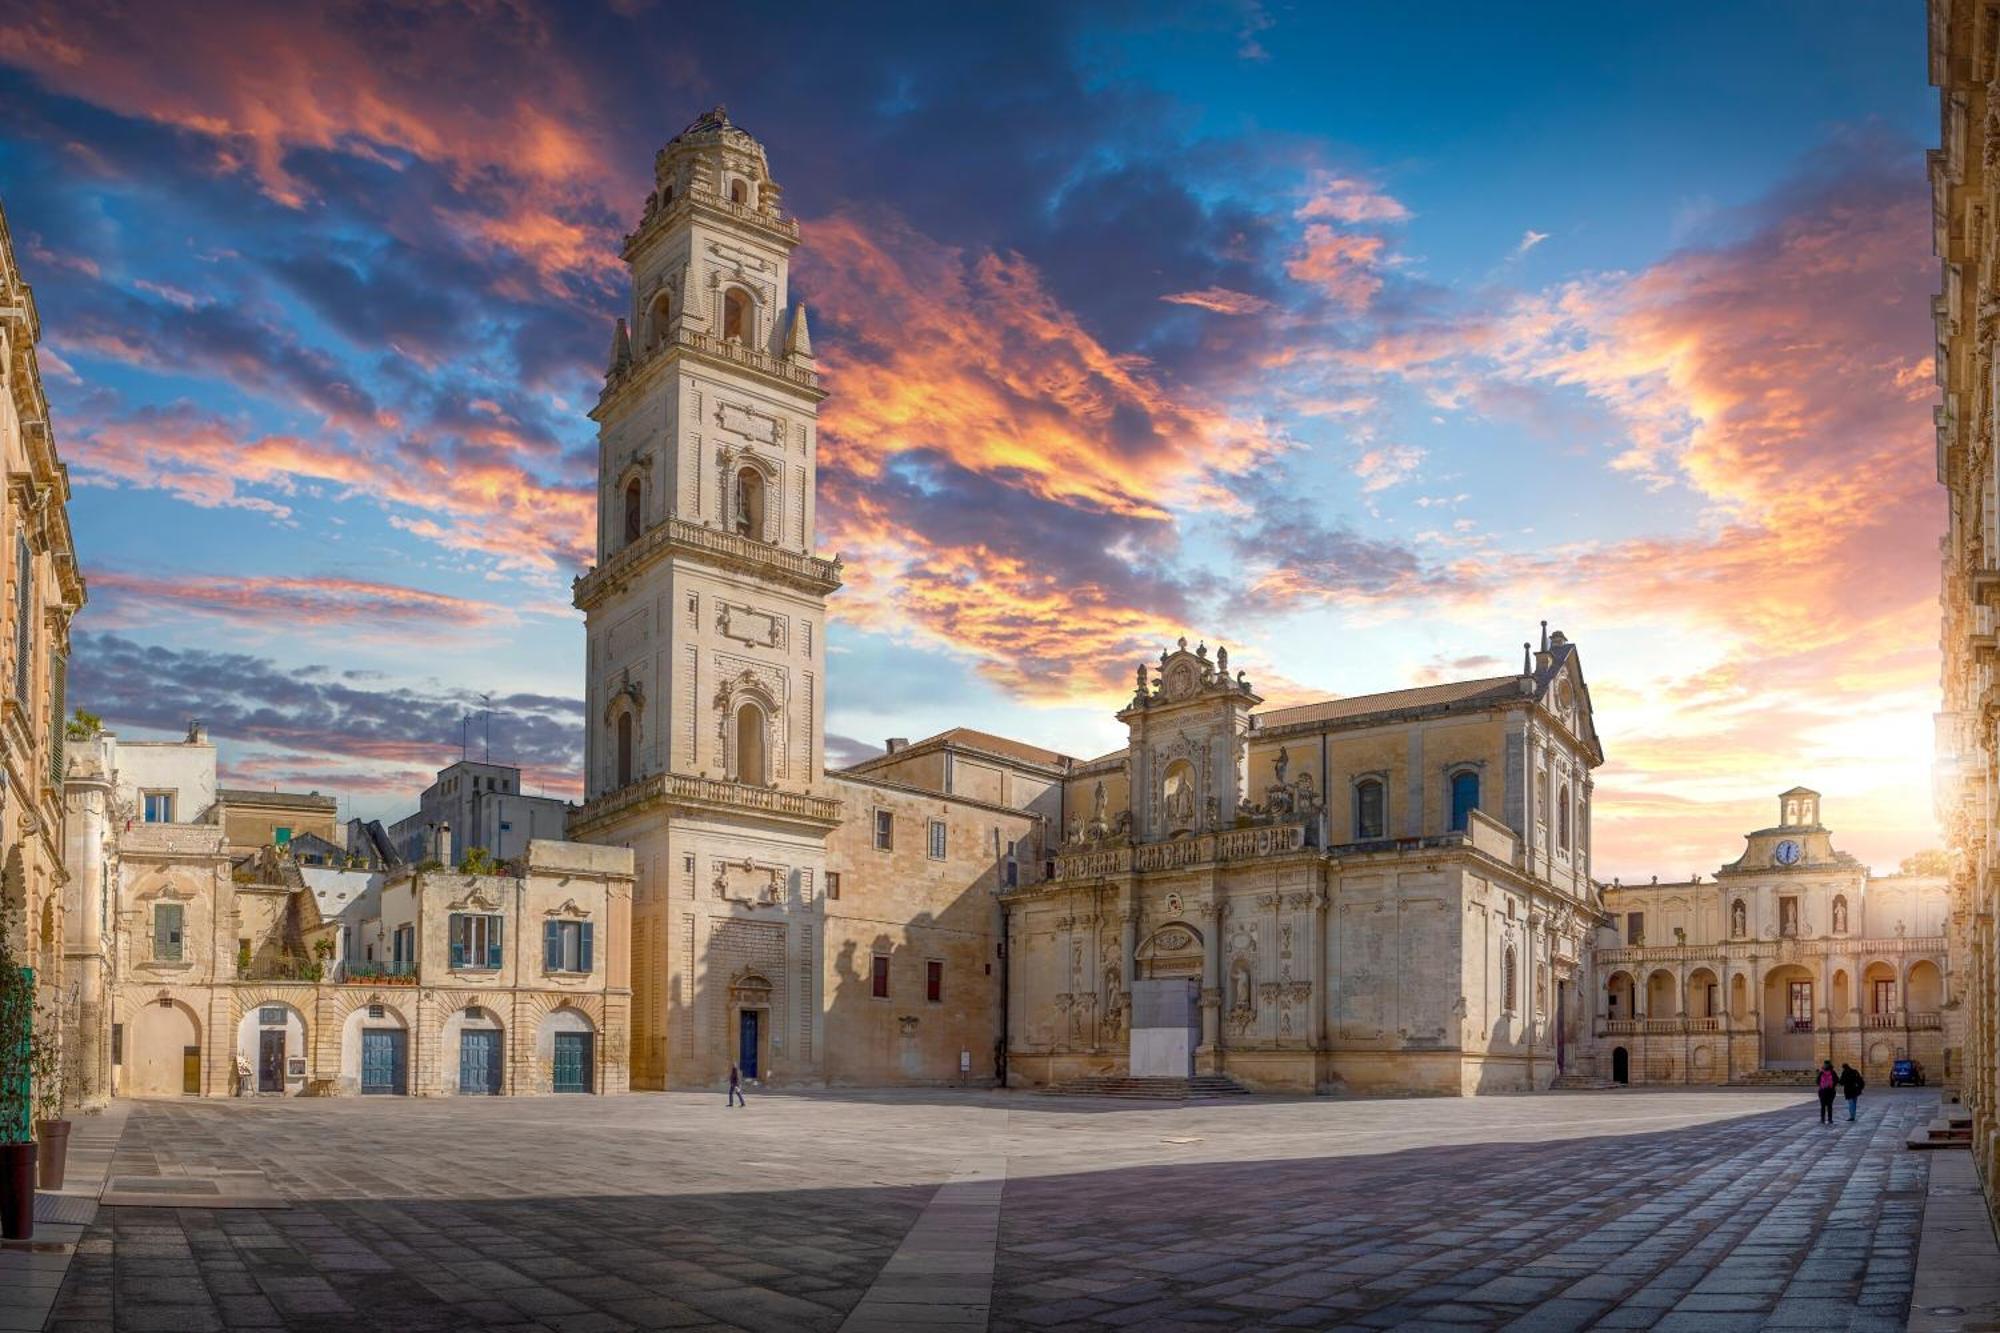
608;317;632;376
785;301;813;360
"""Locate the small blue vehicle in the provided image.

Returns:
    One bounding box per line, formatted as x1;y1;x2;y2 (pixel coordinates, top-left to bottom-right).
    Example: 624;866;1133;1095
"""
1891;1058;1925;1087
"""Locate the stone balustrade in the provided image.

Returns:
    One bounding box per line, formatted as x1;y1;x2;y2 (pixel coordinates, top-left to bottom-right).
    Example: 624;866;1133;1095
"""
1597;936;1947;966
570;770;842;838
575;514;842;609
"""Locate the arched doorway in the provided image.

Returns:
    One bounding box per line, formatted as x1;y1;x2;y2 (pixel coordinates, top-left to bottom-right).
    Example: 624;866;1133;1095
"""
538;1007;597;1093
1762;964;1817;1067
1612;1046;1629;1084
443;1005;505;1095
129;999;202;1096
729;973;773;1081
236;1001;308;1095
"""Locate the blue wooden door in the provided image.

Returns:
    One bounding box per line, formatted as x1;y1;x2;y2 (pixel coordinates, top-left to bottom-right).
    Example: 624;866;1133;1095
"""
552;1032;592;1093
361;1030;406;1095
738;1010;759;1080
459;1029;501;1095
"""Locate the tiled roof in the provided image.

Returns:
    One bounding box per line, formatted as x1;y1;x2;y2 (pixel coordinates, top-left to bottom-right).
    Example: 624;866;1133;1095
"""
1255;676;1523;729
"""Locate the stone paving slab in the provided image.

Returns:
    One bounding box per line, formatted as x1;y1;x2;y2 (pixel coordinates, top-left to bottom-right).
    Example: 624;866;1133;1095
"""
37;1086;1956;1332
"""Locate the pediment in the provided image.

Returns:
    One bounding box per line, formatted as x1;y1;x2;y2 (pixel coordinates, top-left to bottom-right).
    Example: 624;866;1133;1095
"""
448;886;504;913
544;897;591;919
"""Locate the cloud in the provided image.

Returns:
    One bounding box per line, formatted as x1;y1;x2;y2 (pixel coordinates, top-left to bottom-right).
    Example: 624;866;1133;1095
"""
1160;286;1274;315
1515;229;1549;255
1296;173;1411;225
1353;443;1425;493
70;632;585;800
83;570;518;634
1285;226;1391;310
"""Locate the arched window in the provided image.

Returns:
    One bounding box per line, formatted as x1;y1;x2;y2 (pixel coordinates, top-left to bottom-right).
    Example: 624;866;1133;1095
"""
729;179;748;206
647;290;672;349
1503;945;1518;1012
615;712;634;788
1355;777;1386;840
1557;783;1571;851
1449;770;1479;832
723;288;751;343
734;467;765;539
623;479;643;544
736;702;767;786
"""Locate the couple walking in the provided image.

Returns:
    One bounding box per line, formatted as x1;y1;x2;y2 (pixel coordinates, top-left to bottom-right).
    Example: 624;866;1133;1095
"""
1814;1060;1864;1123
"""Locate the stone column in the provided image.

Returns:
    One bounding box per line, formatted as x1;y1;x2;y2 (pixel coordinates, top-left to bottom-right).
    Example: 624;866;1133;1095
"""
1119;902;1138;1006
1197;895;1222;1071
1307;888;1327;1048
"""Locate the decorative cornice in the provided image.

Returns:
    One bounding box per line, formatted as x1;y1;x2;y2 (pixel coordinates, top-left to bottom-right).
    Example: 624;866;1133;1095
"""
575;515;841;611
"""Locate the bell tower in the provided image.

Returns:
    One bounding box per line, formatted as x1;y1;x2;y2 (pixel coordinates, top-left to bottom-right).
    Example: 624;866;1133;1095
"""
571;108;843;1089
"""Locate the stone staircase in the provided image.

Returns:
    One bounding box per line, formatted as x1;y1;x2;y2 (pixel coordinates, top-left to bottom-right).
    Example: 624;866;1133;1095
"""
1907;1102;1973;1151
1731;1068;1818;1088
1549;1074;1617;1090
1039;1074;1254;1100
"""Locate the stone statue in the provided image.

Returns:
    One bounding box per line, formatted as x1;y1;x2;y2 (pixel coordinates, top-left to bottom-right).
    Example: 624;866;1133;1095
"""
1731;900;1746;937
1274;745;1289;784
1092;780;1108;824
1832;898;1848;933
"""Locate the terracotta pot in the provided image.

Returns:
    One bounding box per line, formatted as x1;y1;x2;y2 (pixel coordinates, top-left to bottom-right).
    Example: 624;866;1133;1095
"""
0;1140;33;1240
35;1119;69;1190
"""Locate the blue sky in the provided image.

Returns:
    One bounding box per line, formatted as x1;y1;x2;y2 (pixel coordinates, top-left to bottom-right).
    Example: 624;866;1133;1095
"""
0;0;1945;874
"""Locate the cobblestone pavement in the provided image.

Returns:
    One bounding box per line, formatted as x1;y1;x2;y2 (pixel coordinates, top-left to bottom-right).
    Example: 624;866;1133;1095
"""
44;1086;1938;1331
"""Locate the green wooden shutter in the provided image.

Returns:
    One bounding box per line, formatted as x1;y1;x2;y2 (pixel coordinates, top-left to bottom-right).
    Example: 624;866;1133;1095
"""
544;920;561;970
47;653;64;786
580;922;594;973
487;915;503;968
12;535;29;703
448;914;465;967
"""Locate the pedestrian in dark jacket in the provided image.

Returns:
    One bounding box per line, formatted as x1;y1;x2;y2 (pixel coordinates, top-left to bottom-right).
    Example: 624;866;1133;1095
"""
1839;1063;1864;1122
727;1063;746;1107
1815;1061;1837;1124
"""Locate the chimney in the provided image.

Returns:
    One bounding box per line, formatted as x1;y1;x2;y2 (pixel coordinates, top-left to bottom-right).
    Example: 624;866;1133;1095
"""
187;718;208;744
434;821;453;867
885;738;908;755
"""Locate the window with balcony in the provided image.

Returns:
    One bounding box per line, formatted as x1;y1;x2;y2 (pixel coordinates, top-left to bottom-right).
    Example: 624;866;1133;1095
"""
1872;979;1896;1015
723;288;751;343
544;919;594;973
449;913;504;970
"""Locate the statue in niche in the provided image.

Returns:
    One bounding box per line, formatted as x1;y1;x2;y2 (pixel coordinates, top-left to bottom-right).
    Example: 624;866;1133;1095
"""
1087;780;1109;839
1731;900;1746;937
1832;897;1848;934
1164;764;1196;825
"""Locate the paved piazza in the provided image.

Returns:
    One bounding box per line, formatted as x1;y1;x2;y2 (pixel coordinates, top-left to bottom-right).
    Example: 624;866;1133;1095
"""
42;1088;1942;1332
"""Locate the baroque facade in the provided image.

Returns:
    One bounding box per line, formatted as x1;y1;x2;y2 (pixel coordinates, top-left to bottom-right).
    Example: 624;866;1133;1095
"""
1593;790;1951;1086
0;199;86;1105
1933;0;2000;1227
64;725;633;1100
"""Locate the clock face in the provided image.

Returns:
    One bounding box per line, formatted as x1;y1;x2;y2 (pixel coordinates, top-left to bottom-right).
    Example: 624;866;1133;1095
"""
1773;839;1803;867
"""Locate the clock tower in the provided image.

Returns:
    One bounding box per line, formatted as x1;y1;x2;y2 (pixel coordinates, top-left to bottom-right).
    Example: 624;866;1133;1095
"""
569;108;845;1089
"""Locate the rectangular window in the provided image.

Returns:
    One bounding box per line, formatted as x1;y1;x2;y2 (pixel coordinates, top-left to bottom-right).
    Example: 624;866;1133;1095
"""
928;819;947;860
1872;979;1896;1014
260;1006;287;1027
111;1023;123;1065
927;960;943;1004
273;826;292;846
47;652;64;786
143;791;175;824
499;821;512;832
873;809;893;851
826;871;841;901
1788;980;1814;1031
1779;896;1799;938
544;919;595;973
153;903;184;961
871;953;890;999
1626;912;1644;946
448;913;505;969
391;925;415;967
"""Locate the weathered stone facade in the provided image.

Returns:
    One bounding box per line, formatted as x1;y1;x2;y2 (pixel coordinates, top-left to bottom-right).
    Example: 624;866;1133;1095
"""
1593;790;1951;1086
66;728;632;1099
0;200;86;1097
1005;635;1602;1095
1933;0;2000;1229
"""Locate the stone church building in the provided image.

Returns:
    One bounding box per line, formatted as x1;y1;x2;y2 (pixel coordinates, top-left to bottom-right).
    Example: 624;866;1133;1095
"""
569;109;1608;1095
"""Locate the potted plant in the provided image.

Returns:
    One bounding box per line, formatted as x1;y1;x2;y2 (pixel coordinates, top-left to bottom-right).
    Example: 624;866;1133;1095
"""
0;931;36;1240
30;996;68;1189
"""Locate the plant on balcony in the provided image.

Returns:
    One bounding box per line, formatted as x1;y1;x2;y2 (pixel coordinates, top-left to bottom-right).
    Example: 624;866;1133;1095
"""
458;846;497;876
63;707;101;742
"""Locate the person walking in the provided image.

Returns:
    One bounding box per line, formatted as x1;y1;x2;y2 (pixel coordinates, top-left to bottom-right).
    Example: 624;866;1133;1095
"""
1839;1062;1865;1122
727;1063;746;1108
1815;1060;1837;1124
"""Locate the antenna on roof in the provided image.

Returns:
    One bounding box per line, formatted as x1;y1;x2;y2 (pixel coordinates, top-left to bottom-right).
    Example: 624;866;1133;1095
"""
481;693;492;763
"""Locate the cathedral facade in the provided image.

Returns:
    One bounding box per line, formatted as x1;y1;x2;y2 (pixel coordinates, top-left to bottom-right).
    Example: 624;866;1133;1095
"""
564;116;1611;1095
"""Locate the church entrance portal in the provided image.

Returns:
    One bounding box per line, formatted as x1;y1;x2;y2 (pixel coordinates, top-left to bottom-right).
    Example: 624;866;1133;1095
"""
1612;1046;1629;1084
738;1010;760;1080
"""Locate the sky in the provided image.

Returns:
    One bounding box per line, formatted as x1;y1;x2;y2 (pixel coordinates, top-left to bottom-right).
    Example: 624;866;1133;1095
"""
0;0;1945;879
